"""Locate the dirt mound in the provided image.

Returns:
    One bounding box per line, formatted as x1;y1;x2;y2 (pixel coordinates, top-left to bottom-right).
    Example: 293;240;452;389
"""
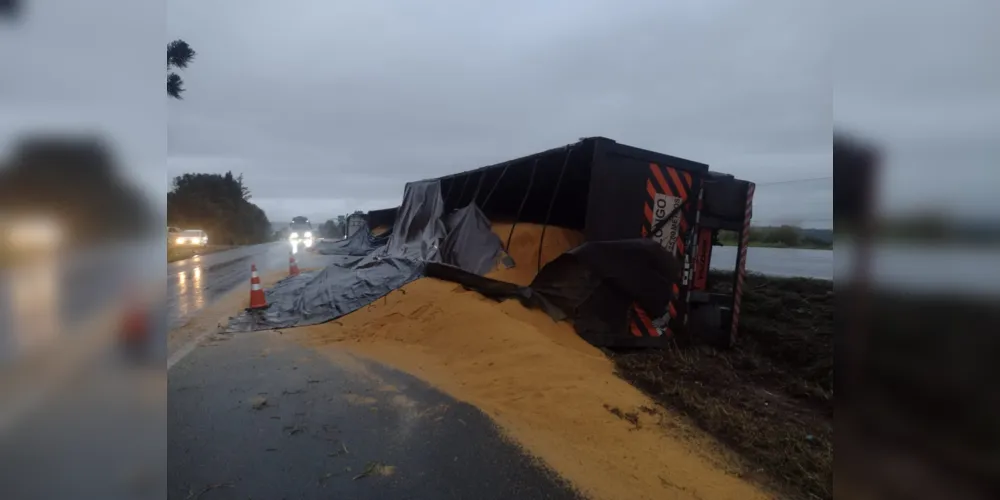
486;222;584;286
295;278;769;500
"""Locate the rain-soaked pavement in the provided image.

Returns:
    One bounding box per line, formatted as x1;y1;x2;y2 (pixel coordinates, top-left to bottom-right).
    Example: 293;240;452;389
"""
167;241;579;499
1;350;168;499
168;240;339;329
169;330;580;500
0;239;158;363
1;238;580;498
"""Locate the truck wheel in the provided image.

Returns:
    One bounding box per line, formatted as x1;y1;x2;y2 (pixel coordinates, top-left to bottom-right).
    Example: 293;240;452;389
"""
688;304;730;349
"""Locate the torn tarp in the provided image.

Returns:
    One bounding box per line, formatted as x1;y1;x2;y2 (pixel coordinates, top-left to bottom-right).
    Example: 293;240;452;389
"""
424;238;682;347
441;203;503;276
313;221;391;256
226;180;504;332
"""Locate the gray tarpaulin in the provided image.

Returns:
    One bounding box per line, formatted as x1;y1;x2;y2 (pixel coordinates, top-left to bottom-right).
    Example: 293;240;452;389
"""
424;238;682;348
441;203;503;276
313;221;390;257
226;180;503;332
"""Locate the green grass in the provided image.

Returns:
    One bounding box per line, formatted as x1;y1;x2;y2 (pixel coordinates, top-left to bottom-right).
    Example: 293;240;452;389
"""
717;237;832;250
718;226;834;250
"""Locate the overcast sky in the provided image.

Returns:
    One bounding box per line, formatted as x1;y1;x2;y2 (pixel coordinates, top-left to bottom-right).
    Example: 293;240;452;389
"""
3;1;997;232
166;0;834;228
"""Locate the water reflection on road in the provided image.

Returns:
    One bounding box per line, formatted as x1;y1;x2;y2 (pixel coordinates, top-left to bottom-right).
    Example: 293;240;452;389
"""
174;265;205;320
167;241;337;329
2;261;60;361
0;240;155;363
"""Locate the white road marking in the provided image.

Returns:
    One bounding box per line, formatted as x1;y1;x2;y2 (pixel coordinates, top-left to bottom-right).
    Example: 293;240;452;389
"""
166;329;216;370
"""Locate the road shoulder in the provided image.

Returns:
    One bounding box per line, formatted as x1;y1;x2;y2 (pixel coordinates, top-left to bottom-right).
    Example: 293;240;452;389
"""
168;329;581;499
167;269;289;369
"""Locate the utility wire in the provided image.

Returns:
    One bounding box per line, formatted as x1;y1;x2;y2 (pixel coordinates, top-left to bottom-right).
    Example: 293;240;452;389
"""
756;176;832;186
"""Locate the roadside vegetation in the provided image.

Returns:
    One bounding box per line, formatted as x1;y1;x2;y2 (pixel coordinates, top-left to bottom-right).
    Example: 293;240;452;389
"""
319;217;347;239
719;225;833;249
613;271;834;499
612;271;999;499
317;210;366;239
0;138;156;252
167;172;274;256
168;39;195;99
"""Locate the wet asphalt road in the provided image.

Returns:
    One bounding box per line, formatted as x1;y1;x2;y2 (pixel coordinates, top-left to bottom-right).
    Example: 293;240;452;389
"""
168;242;579;499
0;240;157;362
167;241;339;329
1;346;167;499
169;330;580;500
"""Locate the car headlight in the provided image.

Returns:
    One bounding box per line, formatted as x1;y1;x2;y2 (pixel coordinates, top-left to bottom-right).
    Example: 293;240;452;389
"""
304;231;312;238
9;218;63;249
176;237;185;244
290;232;299;239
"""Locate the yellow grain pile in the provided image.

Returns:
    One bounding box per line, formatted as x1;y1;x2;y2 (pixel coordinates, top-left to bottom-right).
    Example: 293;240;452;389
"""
486;222;585;286
295;277;767;500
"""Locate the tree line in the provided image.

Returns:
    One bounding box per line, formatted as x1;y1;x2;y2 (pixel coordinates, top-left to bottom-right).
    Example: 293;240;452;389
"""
319;216;347;239
0;138;157;249
718;225;833;249
315;211;366;239
167;172;273;245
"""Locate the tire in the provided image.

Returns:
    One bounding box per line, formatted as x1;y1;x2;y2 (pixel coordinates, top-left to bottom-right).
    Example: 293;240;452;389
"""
688;304;731;349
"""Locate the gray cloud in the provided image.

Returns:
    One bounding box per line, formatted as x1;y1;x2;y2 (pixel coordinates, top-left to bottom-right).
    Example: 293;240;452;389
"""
2;0;166;205
835;0;1000;219
167;0;834;227
6;1;996;233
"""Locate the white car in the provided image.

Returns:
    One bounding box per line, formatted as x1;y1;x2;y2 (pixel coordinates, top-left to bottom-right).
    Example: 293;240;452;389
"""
0;215;64;266
173;229;208;247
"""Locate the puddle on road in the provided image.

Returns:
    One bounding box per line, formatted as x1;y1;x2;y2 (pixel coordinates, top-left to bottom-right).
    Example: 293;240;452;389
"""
204;254;253;274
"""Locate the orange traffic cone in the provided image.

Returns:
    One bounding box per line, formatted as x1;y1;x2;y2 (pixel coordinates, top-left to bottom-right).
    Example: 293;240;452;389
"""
289;253;300;276
121;304;148;344
249;264;268;309
119;299;150;362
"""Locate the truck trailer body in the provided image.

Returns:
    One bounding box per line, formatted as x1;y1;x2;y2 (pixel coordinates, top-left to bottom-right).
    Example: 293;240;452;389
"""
428;137;755;347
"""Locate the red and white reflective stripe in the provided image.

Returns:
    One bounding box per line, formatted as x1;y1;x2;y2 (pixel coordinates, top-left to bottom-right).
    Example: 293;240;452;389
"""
251;282;262;291
731;183;755;340
684;185;705;327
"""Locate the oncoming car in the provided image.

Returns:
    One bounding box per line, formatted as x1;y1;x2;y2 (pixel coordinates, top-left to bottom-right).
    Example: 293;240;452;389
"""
289;216;314;248
0;215;64;266
173;229;208;247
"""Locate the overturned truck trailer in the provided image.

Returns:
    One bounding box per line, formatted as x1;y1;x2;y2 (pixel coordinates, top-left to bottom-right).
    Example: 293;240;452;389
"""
419;136;755;348
366;207;398;231
238;136;753;349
